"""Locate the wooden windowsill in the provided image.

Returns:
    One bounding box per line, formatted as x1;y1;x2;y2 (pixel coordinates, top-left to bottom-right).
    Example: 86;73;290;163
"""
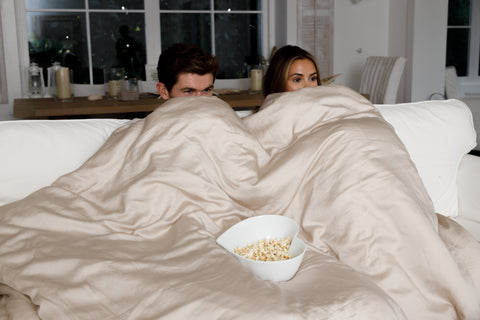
13;91;264;119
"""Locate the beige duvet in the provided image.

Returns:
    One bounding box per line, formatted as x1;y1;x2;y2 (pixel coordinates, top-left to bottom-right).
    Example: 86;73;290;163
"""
0;85;479;319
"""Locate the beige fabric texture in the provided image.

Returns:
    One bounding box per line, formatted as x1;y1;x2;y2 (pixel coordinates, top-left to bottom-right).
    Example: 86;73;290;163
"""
0;85;479;319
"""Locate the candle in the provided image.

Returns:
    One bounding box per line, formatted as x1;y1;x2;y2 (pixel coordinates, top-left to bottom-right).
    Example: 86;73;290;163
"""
109;80;122;98
56;67;71;100
250;68;263;92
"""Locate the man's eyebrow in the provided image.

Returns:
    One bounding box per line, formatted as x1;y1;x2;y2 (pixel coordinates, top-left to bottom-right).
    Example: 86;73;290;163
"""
180;85;214;92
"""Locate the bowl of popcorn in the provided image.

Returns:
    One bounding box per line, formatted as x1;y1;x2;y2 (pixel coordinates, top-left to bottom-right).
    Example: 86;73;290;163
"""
216;215;306;282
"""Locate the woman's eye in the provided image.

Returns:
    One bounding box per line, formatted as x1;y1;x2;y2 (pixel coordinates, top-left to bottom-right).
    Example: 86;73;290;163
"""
310;76;318;82
293;77;302;83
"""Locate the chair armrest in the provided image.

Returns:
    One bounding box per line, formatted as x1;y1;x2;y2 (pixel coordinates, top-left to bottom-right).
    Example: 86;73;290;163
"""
455;154;480;239
458;154;480;218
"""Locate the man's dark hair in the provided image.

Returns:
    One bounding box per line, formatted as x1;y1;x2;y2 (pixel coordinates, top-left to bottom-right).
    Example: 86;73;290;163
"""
156;43;219;91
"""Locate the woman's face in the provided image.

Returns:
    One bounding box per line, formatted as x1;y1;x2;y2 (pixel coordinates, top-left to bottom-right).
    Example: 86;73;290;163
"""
284;58;318;92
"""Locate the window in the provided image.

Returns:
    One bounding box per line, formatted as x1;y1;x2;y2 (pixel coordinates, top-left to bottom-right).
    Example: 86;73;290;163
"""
446;0;480;78
23;0;266;88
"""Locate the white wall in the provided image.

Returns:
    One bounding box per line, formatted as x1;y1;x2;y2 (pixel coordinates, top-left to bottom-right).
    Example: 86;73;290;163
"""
408;0;448;102
332;0;389;91
388;0;409;101
332;0;448;103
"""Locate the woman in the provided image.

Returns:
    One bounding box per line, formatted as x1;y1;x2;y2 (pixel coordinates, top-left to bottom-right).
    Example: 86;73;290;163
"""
263;45;321;96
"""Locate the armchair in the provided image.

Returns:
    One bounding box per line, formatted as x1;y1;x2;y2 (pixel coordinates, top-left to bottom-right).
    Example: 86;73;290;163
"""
359;56;406;104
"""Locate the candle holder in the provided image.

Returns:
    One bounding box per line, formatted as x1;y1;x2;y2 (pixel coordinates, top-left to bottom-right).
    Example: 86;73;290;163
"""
47;62;62;97
104;67;125;100
120;77;139;101
48;63;74;102
26;63;45;98
249;65;263;94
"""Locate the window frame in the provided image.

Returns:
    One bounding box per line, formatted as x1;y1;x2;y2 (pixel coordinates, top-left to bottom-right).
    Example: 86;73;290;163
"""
448;0;480;94
16;0;272;96
468;0;480;80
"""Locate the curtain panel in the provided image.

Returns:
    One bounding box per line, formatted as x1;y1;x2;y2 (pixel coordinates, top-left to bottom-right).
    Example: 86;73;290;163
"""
297;0;334;79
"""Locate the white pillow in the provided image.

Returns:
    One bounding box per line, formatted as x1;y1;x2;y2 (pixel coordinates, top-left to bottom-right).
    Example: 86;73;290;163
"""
375;99;477;217
0;118;130;206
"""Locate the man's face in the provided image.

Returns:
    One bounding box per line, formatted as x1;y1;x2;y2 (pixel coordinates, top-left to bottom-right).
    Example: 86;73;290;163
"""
157;73;214;100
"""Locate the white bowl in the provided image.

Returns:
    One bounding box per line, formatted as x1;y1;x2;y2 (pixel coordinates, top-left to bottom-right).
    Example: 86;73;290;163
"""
216;215;306;282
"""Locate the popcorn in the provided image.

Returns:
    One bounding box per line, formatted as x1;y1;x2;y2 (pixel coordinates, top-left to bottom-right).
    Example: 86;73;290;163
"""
234;236;292;261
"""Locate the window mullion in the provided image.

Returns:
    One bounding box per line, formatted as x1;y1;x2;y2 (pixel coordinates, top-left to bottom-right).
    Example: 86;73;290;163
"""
264;0;271;61
85;0;94;85
145;0;160;65
211;0;215;55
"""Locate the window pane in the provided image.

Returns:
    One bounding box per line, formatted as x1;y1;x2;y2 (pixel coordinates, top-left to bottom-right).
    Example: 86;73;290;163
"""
26;12;89;84
89;0;144;10
215;13;262;79
90;13;146;83
446;28;469;76
160;13;211;52
214;0;262;11
25;0;85;9
160;0;210;10
448;0;471;26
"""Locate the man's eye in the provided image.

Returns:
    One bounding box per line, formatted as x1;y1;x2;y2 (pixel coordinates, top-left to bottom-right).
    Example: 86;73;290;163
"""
204;87;213;93
183;90;194;94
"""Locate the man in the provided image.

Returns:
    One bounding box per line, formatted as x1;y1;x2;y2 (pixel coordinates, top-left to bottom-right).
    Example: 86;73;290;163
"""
156;43;219;100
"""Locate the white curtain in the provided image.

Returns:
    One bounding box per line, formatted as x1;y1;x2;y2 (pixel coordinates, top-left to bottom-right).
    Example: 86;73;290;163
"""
297;0;334;78
0;13;7;104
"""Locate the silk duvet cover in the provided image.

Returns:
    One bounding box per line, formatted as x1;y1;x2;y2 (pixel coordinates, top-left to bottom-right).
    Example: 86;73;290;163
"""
1;85;479;319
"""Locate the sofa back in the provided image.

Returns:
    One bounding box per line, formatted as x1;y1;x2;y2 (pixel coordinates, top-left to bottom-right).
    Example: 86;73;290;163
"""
376;99;476;217
0;99;476;218
0;118;130;206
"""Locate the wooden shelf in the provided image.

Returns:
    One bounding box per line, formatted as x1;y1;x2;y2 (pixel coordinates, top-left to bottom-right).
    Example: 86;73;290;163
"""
14;91;264;119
